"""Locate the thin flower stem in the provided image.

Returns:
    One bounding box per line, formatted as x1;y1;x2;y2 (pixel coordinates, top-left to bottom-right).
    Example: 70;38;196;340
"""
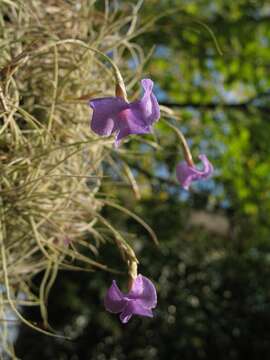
102;200;158;245
163;119;194;166
95;213;138;286
127;260;138;291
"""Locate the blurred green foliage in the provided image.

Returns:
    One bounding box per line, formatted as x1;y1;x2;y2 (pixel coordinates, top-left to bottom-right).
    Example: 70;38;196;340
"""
15;0;270;359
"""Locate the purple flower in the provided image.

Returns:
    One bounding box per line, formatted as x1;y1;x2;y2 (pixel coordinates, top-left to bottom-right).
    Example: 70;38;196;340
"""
89;79;160;146
176;154;213;190
104;274;157;324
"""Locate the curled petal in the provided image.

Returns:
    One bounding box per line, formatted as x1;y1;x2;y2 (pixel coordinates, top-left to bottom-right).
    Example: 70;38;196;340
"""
139;78;160;125
104;280;125;314
89;97;128;136
198;154;214;176
176;154;213;190
128;274;157;308
129;78;160;129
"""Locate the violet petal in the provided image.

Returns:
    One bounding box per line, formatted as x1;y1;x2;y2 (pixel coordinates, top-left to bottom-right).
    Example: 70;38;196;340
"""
104;280;125;313
119;300;153;324
129;78;160;128
119;302;133;324
89;97;128;136
128;274;157;308
115;108;151;146
130;300;154;318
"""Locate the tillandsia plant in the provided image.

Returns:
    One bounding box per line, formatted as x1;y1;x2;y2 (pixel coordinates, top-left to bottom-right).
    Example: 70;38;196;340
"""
0;0;162;354
0;2;217;358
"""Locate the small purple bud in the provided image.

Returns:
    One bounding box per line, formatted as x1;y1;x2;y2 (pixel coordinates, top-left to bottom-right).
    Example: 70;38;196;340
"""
176;154;213;190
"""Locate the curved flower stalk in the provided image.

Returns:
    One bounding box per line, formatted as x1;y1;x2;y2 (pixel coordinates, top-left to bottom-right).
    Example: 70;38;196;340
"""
104;274;157;323
89;79;160;146
161;118;213;190
176;154;214;190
